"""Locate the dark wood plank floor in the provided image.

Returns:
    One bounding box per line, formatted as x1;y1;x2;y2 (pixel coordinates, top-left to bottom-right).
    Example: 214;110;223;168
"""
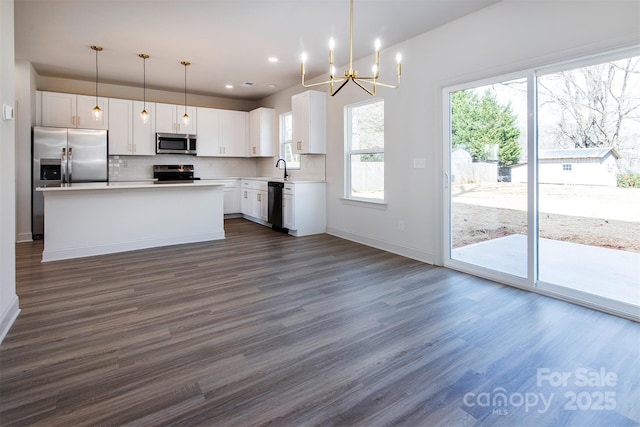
1;219;639;426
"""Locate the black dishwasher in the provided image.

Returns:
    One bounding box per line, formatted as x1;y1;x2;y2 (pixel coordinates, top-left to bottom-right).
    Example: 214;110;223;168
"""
268;181;285;229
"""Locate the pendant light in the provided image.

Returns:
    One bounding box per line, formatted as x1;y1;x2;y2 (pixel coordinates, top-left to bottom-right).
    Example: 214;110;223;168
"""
180;61;190;126
90;45;103;120
139;54;150;124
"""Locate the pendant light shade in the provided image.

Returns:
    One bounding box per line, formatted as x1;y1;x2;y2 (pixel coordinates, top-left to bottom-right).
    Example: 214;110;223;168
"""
181;61;190;126
139;54;150;124
90;45;103;120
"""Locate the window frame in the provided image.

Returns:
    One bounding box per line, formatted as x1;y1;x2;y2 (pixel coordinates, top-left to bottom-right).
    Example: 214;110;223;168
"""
345;98;385;203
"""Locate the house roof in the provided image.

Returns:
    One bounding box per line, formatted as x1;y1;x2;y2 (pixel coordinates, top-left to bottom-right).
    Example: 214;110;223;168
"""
539;147;621;160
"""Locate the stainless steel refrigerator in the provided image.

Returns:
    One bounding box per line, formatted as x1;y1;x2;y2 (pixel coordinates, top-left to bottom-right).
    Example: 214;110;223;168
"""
32;126;108;238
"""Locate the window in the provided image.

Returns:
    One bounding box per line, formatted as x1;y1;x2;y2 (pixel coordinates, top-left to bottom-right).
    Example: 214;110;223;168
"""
346;99;384;201
279;112;300;169
562;164;572;171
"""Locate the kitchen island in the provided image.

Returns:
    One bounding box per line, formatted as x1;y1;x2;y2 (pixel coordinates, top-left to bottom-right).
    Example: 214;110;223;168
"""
37;181;225;262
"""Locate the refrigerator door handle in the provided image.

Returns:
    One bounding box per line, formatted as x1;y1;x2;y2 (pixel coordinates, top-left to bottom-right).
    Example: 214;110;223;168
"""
68;147;73;182
61;147;67;183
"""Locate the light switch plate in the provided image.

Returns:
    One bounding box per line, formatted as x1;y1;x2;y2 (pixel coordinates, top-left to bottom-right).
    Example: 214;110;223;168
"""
2;104;14;121
413;158;426;169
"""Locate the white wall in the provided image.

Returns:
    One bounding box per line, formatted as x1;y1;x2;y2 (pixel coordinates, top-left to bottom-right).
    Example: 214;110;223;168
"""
15;61;36;242
261;0;640;265
0;0;19;344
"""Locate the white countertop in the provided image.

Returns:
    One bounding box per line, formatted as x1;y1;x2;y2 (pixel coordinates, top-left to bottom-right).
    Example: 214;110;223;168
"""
235;177;326;184
37;180;225;192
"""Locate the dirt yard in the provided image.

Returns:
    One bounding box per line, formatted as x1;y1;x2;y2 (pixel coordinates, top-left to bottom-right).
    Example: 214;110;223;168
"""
452;183;640;252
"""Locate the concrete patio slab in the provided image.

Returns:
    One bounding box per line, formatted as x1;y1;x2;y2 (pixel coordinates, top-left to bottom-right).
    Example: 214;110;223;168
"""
453;234;640;306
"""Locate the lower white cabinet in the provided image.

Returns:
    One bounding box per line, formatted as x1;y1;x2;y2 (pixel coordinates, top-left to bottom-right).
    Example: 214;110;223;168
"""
283;190;294;230
217;180;241;214
282;182;326;236
240;180;268;222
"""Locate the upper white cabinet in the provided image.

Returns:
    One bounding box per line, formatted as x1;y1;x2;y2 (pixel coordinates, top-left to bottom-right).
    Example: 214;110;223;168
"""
108;98;133;155
197;107;247;157
156;102;197;134
220;110;248;157
292;90;326;154
132;101;156;155
41;91;109;129
109;99;156;156
196;107;221;157
249;107;274;157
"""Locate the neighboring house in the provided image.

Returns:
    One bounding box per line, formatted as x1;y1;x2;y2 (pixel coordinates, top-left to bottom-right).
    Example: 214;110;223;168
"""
510;147;621;186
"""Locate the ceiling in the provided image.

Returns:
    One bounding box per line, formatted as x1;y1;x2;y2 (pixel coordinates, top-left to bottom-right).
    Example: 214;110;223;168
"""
14;0;499;101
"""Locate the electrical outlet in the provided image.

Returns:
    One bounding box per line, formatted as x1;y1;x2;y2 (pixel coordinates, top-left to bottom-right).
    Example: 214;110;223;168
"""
398;220;405;231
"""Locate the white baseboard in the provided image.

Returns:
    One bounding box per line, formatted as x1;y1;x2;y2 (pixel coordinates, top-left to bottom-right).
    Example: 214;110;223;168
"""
42;231;226;262
0;295;20;345
327;227;434;265
16;232;33;243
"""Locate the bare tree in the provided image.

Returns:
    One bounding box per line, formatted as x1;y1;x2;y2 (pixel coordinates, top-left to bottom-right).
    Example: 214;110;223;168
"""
538;57;640;150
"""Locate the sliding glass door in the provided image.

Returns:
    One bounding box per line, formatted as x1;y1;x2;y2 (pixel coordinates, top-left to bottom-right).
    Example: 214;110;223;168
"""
447;75;531;281
444;49;640;318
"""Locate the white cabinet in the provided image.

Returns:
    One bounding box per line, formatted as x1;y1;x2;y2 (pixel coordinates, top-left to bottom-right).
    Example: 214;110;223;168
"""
132;101;156;155
218;180;241;214
197;108;247;157
41;91;109;129
109;99;156;156
283;186;295;230
197;107;221;157
240;180;268;222
156;102;197;134
292;90;326;154
108;98;133;155
220;110;248;157
282;182;326;236
259;189;268;221
249;107;274;157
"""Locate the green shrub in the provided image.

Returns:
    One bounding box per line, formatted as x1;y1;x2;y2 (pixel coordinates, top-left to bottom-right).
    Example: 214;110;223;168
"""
617;173;640;188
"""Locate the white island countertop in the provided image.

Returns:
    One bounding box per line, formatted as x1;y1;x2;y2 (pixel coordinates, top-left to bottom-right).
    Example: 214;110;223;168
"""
38;180;225;262
37;180;224;192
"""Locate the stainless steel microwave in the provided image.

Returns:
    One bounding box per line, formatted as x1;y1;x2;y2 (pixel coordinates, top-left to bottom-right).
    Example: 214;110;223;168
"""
156;133;197;155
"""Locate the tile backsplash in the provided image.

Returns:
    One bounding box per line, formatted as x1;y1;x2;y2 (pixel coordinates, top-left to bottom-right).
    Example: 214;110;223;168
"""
109;155;258;181
109;154;326;181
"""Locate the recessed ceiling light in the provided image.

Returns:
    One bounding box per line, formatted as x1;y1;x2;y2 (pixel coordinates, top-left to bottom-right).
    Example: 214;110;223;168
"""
225;84;234;89
268;57;278;63
268;84;278;88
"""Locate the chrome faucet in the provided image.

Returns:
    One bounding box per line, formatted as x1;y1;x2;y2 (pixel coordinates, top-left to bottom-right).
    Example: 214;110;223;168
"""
276;158;288;181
